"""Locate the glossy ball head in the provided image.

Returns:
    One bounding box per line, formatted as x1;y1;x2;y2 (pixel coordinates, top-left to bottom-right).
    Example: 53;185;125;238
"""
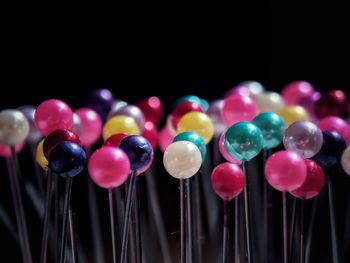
218;132;241;164
103;133;128;147
163;141;202;179
158;126;174;152
18;105;42;144
317;116;350;145
141;122;159;149
0;109;30;146
173;132;207;161
109;100;128;115
109;104;145;130
315;90;347;118
86;88;114;120
221;95;258;126
281;81;315;105
88;146;131;189
174;95;203;109
49;141;86;178
36;139;48;171
211;162;245;201
75;108;103;147
72;113;83;137
208;100;227;135
43;129;81;159
177;112;214;144
102;115;140;141
314;131;347;168
0;143;25;158
136;96;163;125
290;160;325;199
35;99;73;136
170;101;203;129
239;81;265;97
225;84;252;98
341;146;350;175
119;135;154;171
265;150;307;192
252;112;285;149
254;92;285;113
277;105;309;127
200;99;209;112
224;122;263;161
283;121;323;159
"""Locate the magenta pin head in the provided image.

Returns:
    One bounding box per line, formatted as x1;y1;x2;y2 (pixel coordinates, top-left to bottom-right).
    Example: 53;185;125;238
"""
35;99;73;136
211;162;245;201
88;146;131;189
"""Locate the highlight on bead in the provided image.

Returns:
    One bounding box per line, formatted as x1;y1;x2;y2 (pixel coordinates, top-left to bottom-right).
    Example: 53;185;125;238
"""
163;140;202;179
35;99;73;136
177;111;214;144
265;150;307;192
102;115;140;140
0;109;30;146
211;162;245;201
224;122;263;161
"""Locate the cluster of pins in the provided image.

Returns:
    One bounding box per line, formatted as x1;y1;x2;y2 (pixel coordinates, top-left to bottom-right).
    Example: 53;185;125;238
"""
0;80;350;263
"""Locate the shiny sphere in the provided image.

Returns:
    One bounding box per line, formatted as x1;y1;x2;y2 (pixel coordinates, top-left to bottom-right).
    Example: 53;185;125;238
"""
252;112;285;149
211;162;245;201
254;91;285;113
119;135;153;171
163;141;202;179
18;105;42;144
283;121;323;158
109;104;145;130
75;108;103;147
315;90;347;118
103;133;128;147
49;141;86;177
35;99;73;136
239;81;265;97
43;129;80;159
86;88;114;120
175;95;202;109
103;115;140;141
173;132;207;161
177;112;214;144
317;116;350;145
314;131;346;168
88;146;131;189
224;122;263;161
290;159;325;199
221;95;258;126
170;101;203;128
265;150;307;192
225;84;252;98
0;109;29;146
218;132;241;164
277;105;309;127
136;96;163;125
281;81;315;105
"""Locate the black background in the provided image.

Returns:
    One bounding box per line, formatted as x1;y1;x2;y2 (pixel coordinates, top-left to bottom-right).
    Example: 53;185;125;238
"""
1;2;350;262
